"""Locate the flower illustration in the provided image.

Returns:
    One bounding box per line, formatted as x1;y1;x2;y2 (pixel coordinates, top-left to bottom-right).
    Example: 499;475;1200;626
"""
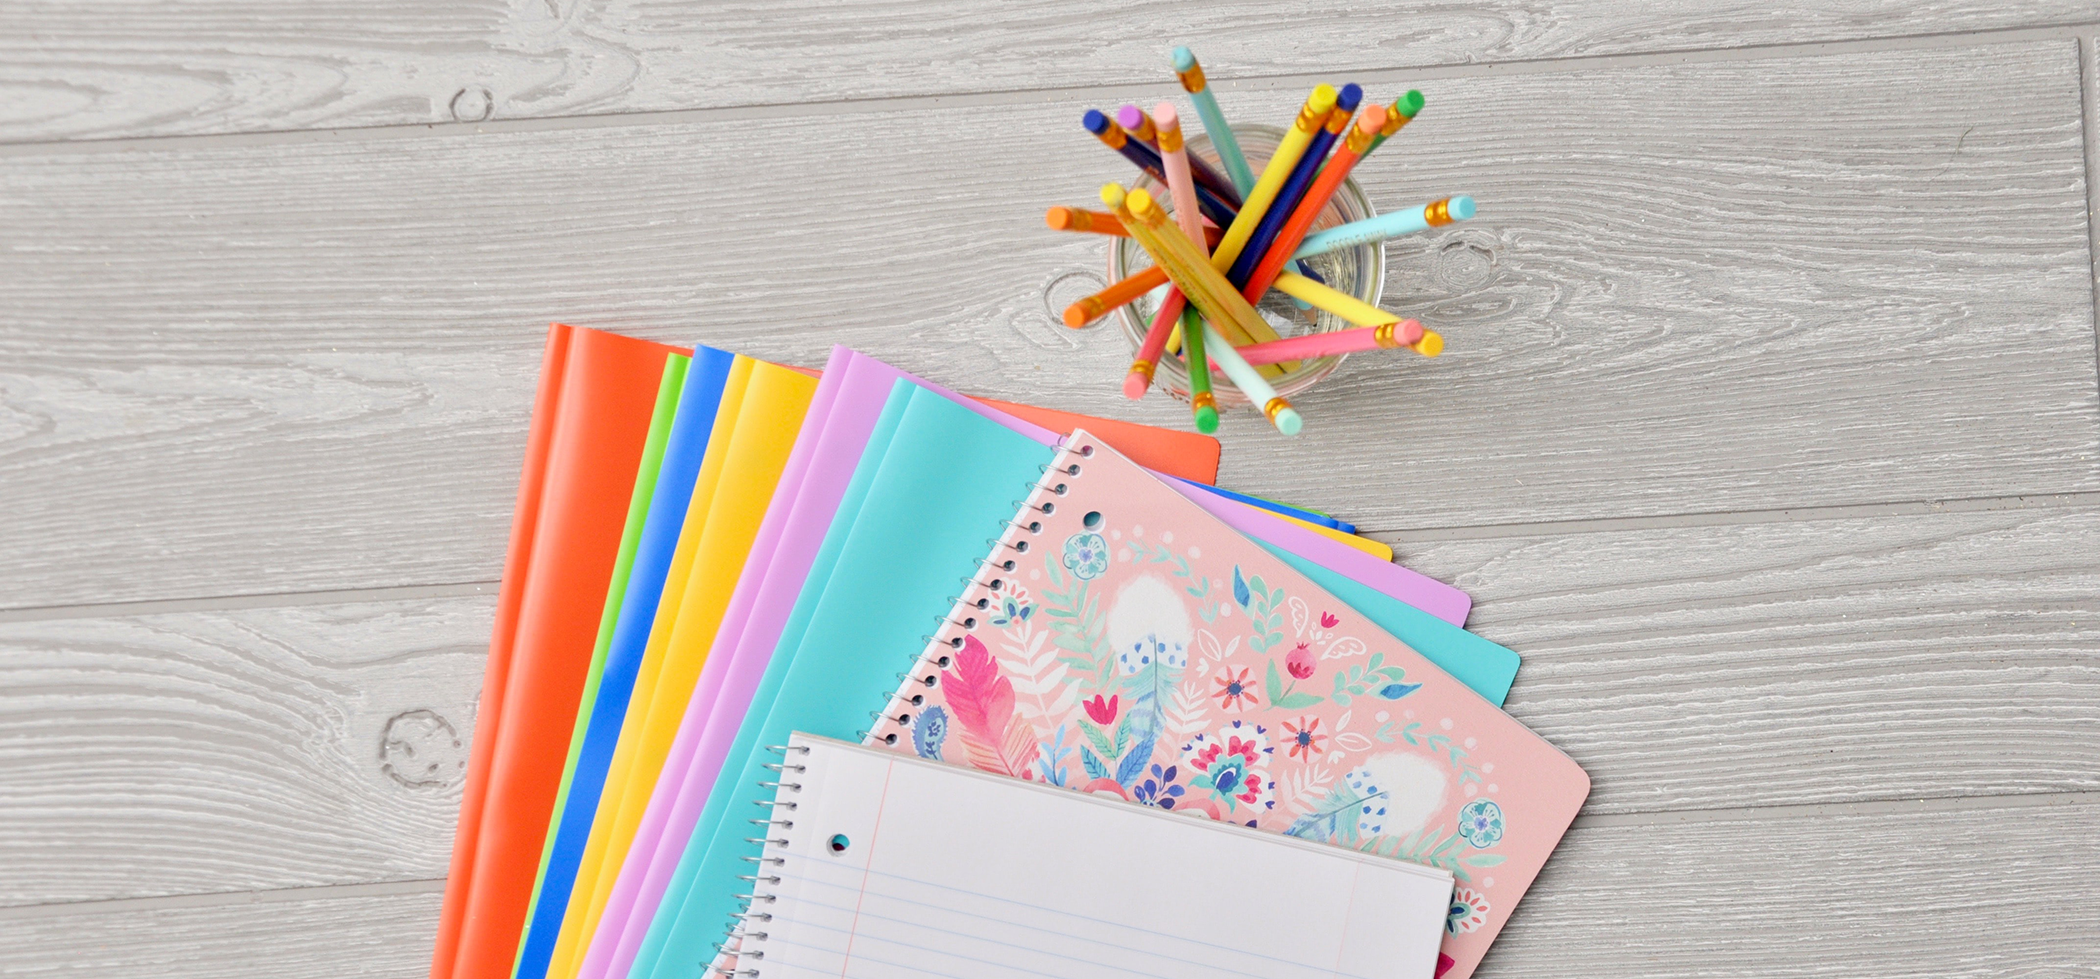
911;706;948;761
1062;532;1108;579
1457;798;1504;848
1282;716;1323;760
1132;763;1183;809
1285;643;1317;680
1183;721;1273;813
990;594;1033;628
1082;693;1119;726
1213;666;1259;712
1446;888;1490;935
1319;611;1340;629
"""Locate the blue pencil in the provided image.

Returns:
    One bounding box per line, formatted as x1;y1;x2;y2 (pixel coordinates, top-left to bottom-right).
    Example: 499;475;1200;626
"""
1083;109;1239;229
1229;83;1362;288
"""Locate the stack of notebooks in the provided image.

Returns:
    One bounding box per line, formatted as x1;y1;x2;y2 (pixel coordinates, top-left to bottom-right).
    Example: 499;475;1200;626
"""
433;324;1588;979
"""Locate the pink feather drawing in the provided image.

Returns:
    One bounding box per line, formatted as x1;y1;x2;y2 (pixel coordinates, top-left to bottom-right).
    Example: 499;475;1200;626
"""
941;635;1036;778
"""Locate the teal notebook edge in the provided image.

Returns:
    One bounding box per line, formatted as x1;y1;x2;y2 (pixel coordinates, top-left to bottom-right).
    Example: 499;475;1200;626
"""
622;379;921;979
640;382;1056;979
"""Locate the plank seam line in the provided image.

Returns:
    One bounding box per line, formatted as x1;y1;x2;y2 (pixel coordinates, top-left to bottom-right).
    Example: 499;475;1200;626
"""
0;581;496;624
4;791;2095;920
2082;35;2100;418
1371;491;2100;542
0;22;2093;157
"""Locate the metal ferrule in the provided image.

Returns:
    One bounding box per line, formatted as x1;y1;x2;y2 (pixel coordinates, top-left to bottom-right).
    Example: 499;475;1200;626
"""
1128;359;1156;381
1425;197;1454;226
1345;125;1376;155
1192;391;1217;412
1098;124;1128;150
1294;103;1326;133
1157;126;1183;153
1177;65;1207;93
1373;322;1402;348
1263;397;1294;423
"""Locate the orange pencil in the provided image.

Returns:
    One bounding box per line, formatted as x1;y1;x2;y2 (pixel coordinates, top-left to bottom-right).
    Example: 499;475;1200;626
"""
1046;207;1224;247
1241;104;1387;303
1064;266;1169;327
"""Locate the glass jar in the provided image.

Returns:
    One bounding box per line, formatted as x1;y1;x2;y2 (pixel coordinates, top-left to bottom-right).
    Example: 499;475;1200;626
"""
1111;124;1384;407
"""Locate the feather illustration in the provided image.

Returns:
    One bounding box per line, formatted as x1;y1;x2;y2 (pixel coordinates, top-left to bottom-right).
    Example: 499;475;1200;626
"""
941;635;1033;777
1232;566;1251;608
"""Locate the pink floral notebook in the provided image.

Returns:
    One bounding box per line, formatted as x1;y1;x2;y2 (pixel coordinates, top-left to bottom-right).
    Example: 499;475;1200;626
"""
867;431;1590;979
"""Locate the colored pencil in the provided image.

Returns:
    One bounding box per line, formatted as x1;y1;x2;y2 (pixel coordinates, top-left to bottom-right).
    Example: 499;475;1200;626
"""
1180;306;1219;433
1124;288;1189;399
1364;90;1426;157
1083;110;1239;228
1202;321;1303;435
1047;206;1225;248
1120;104;1241;209
1271;269;1401;327
1233;319;1442;365
1228;83;1361;287
1292;195;1474;259
1209;84;1335;274
1064;266;1169;327
1241;105;1386;302
1171;47;1257;196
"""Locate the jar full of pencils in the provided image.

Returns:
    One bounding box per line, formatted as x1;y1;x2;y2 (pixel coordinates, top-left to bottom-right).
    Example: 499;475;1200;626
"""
1110;124;1383;409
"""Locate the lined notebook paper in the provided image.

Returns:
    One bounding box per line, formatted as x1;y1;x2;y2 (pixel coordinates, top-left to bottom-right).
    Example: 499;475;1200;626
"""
739;734;1454;979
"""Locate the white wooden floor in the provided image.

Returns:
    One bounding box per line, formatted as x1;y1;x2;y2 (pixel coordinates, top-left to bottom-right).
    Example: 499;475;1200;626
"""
5;4;2100;976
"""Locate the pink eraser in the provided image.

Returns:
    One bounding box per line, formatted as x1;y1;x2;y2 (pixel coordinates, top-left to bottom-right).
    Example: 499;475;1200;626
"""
1116;104;1149;132
1358;103;1388;133
1122;369;1152;400
1153;101;1180;131
1397;319;1425;344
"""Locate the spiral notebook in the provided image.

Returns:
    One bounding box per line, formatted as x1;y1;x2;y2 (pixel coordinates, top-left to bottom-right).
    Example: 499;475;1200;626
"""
867;430;1590;979
732;733;1455;979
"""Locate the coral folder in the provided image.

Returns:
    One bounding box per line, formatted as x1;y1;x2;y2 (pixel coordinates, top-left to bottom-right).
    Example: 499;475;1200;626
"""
431;324;684;979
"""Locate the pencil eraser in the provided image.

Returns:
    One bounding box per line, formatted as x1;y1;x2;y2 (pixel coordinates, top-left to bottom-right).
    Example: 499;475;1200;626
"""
1397;319;1425;345
1450;195;1476;220
1195;405;1220;434
1046;207;1072;230
1082;109;1110;134
1123;371;1153;400
1336;83;1363;111
1100;183;1127;208
1357;104;1388;133
1411;330;1445;357
1171;46;1196;71
1062;305;1092;328
1397;90;1426;118
1153;101;1179;130
1309;84;1338;114
1126;187;1156;214
1274;407;1304;436
1116;105;1147;132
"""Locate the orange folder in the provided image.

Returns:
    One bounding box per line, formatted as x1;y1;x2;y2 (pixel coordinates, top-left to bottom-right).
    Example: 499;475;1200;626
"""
431;324;683;979
981;398;1221;484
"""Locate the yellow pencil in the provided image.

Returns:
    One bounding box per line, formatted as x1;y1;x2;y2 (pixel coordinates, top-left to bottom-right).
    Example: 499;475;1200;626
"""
1271;271;1443;356
1210;84;1337;272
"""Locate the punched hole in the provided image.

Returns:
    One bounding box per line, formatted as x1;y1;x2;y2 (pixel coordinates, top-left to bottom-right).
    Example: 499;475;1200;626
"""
1014;541;1029;553
882;733;897;745
936;655;951;667
1083;511;1102;529
1079;444;1095;457
829;834;851;853
1028;521;1042;532
1054;483;1068;495
963;617;976;628
910;694;924;705
1042;502;1055;514
989;579;1003;591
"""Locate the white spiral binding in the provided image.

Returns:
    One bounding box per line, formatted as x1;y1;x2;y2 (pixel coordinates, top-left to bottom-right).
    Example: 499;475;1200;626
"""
712;743;811;978
865;439;1098;751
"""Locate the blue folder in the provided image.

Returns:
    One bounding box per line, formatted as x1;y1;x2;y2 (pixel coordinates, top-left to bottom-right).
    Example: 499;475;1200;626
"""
510;346;736;979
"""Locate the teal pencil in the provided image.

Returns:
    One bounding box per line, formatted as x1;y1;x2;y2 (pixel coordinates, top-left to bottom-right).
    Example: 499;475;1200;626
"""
1173;47;1256;197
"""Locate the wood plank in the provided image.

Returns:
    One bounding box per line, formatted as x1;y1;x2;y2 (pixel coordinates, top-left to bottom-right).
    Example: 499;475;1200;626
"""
0;597;487;907
1;41;2092;608
2;0;2096;142
6;506;2093;905
5;797;2093;978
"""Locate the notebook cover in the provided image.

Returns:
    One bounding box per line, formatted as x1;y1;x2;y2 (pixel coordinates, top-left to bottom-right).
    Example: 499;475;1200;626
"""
739;733;1454;979
870;431;1590;979
513;348;736;979
435;324;683;979
635;384;1055;979
548;361;817;979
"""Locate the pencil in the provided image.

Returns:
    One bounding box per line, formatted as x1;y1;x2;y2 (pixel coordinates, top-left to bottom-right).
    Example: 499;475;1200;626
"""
1171;47;1257;196
1064;266;1170;327
1112;185;1294;392
1047;206;1226;247
1271;270;1399;327
1210;84;1336;274
1153;103;1209;253
1180;306;1219;433
1364;90;1425;157
1205;320;1303;435
1124;288;1187;399
1233;319;1442;364
1120;103;1241;209
1291;195;1475;259
1084;110;1239;228
1228;83;1361;287
1240;105;1386;302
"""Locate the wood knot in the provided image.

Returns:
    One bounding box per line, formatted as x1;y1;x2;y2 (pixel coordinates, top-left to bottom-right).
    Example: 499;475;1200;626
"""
380;709;467;788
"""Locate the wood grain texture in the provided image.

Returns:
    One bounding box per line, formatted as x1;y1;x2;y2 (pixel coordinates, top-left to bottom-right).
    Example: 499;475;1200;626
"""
3;41;2094;609
5;798;2095;978
0;597;488;907
3;0;2098;142
7;507;2093;905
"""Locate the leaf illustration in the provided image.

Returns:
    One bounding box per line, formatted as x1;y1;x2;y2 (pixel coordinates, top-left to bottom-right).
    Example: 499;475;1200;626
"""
1079;719;1118;764
1232;566;1250;608
941;635;1031;777
1164;680;1209;748
1264;658;1285;704
1115;728;1157;787
1275;690;1325;710
1080;745;1111;781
